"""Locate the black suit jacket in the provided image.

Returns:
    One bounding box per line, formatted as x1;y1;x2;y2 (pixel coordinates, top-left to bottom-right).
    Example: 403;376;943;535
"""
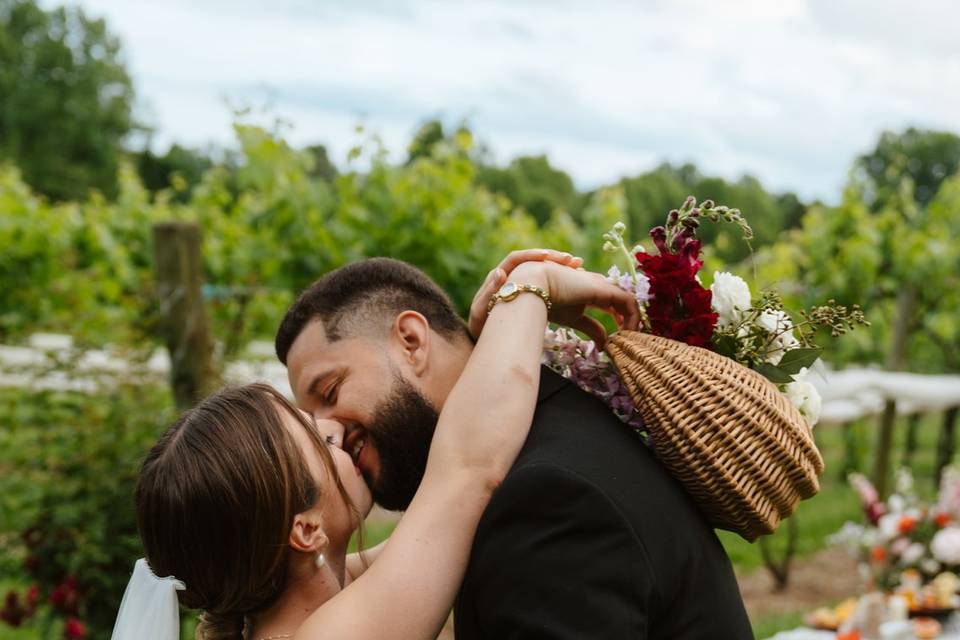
454;367;753;639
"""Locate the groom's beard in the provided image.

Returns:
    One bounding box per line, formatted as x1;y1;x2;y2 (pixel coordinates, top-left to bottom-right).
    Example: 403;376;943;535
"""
364;373;439;511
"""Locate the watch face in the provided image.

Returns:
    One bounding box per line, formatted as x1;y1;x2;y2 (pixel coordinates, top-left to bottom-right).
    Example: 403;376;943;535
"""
498;282;518;297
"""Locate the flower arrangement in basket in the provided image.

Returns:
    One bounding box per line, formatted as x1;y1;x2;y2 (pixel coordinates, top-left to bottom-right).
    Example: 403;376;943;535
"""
830;468;960;607
543;196;868;540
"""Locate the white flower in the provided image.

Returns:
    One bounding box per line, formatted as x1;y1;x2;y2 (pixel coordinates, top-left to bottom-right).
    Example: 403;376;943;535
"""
902;543;926;565
785;367;822;426
758;309;800;365
923;558;943;575
879;513;902;541
710;271;751;329
607;265;651;305
896;468;915;497
891;537;911;556
828;522;866;548
931;527;960;565
888;494;906;515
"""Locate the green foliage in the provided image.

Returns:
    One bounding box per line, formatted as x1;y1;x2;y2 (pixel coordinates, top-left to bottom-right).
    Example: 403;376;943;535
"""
477;154;578;226
0;0;134;200
132;144;216;200
304;144;338;182
406;119;449;163
619;163;802;263
0;164;163;344
0;381;174;637
0;120;581;348
754;150;960;372
856;128;960;210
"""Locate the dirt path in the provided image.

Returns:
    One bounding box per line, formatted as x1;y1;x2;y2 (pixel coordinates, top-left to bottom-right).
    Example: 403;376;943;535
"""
738;546;861;622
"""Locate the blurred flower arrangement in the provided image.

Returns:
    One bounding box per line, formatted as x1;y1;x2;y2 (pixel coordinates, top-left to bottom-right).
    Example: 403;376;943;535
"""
0;526;89;639
543;196;868;428
830;468;960;593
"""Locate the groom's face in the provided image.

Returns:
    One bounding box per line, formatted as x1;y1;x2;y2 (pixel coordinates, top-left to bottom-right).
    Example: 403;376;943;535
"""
286;319;440;510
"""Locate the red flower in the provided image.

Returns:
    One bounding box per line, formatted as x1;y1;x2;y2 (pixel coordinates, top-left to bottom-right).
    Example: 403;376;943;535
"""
936;512;952;528
50;577;79;616
25;586;38;614
0;591;23;628
866;503;887;526
871;545;887;563
63;618;86;640
898;516;916;535
636;243;717;348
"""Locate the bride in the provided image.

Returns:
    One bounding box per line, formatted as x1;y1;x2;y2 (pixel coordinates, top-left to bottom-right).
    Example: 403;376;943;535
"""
115;253;639;640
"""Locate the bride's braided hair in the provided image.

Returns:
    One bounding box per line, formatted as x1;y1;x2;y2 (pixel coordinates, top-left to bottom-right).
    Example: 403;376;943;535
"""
136;384;361;638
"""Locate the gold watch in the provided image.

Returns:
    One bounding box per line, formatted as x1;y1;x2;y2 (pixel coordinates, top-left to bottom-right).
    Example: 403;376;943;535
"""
487;281;552;313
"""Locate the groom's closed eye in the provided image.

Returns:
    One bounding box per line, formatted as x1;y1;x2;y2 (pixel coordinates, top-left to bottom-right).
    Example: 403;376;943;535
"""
322;379;340;405
305;368;346;409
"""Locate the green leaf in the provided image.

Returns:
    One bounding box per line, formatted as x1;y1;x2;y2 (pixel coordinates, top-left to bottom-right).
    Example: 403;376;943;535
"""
754;363;796;384
777;347;822;375
712;334;739;359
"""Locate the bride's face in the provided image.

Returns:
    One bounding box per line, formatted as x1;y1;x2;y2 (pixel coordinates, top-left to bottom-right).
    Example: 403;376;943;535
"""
279;407;373;537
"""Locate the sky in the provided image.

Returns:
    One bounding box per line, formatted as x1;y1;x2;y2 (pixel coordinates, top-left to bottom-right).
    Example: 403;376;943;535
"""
69;0;960;201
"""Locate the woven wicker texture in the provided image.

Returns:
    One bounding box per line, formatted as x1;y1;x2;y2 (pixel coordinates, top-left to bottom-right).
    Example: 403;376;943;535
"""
605;331;825;542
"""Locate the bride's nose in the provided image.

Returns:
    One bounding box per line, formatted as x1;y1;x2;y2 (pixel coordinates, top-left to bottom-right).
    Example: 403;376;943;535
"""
315;417;346;448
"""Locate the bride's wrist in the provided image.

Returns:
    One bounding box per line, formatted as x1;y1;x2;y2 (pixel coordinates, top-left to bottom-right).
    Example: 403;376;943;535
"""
503;262;549;290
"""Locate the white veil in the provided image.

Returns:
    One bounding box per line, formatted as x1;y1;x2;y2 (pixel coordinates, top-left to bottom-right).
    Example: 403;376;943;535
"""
111;558;185;640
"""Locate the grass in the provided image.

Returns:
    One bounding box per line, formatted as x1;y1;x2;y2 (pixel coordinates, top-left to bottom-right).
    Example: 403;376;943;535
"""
752;610;805;639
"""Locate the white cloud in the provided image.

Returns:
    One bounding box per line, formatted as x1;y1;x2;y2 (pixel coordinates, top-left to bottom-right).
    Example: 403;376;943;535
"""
68;0;960;201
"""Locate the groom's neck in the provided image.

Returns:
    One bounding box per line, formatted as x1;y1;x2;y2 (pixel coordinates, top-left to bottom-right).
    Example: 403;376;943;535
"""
427;337;473;412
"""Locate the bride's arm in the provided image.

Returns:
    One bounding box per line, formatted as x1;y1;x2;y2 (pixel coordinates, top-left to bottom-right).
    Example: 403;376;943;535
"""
340;251;584;584
297;262;638;640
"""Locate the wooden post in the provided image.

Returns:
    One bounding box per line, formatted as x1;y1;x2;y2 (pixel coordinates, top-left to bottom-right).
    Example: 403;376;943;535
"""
936;407;960;486
872;286;915;497
154;222;215;410
902;413;921;468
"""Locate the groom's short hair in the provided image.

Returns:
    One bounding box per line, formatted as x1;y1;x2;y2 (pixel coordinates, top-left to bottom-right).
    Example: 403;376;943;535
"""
275;257;470;364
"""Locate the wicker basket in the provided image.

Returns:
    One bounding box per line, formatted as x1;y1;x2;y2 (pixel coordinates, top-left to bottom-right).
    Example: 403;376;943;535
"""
605;331;825;542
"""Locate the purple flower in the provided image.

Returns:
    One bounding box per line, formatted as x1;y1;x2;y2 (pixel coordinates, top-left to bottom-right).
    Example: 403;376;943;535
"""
542;328;644;431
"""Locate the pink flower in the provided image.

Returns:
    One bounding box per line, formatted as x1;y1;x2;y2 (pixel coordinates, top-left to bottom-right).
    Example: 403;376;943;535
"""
849;473;885;525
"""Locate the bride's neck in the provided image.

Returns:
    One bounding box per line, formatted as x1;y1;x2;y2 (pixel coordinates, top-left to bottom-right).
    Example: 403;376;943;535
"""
250;545;348;638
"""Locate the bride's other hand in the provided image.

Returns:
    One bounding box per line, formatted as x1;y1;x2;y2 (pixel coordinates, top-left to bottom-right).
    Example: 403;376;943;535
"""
468;249;582;339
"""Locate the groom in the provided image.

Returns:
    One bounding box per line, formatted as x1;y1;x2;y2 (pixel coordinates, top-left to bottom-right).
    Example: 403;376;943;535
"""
275;256;752;639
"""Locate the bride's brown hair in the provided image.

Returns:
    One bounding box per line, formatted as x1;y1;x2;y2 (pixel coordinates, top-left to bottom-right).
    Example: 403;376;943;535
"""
136;383;361;639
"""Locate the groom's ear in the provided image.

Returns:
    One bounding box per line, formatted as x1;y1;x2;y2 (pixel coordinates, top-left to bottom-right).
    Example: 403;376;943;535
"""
392;310;430;378
289;508;329;554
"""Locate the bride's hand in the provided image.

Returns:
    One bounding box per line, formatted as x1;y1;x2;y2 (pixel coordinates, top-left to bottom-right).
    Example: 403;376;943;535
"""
474;261;641;348
468;249;582;340
537;261;640;347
